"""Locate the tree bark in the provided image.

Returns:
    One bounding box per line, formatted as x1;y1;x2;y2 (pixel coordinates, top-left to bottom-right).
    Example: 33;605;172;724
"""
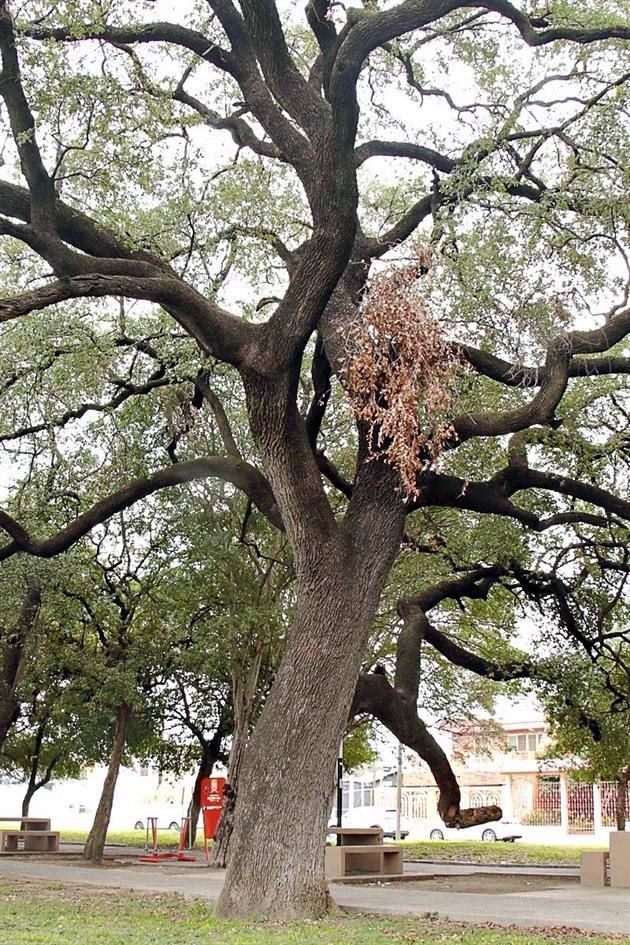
616;770;629;831
83;704;131;863
216;526;402;918
213;363;405;918
21;787;34;818
209;712;247;867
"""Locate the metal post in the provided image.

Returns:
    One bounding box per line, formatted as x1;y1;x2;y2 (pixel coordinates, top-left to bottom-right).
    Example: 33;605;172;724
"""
396;741;403;840
560;773;569;836
336;740;343;846
593;782;603;836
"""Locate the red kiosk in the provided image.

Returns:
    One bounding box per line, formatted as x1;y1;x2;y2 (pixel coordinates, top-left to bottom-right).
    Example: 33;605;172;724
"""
200;775;226;862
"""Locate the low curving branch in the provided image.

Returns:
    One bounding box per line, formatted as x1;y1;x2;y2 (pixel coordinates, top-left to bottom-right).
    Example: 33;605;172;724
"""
352;672;502;827
0;455;283;562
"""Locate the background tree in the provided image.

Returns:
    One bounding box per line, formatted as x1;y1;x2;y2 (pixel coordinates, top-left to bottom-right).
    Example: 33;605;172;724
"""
0;0;627;919
541;658;630;831
0;567;41;749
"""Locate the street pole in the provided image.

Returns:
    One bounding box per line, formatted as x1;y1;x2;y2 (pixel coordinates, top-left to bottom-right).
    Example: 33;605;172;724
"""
396;740;403;841
336;739;343;846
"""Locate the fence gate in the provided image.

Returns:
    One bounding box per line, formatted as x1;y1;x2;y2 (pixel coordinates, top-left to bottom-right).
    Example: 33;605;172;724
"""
528;776;561;827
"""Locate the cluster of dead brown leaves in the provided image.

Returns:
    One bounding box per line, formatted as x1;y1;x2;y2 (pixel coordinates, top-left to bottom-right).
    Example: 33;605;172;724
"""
344;249;461;498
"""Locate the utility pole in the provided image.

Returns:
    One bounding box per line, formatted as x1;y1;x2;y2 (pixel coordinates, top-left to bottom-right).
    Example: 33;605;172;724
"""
336;739;343;845
396;740;403;840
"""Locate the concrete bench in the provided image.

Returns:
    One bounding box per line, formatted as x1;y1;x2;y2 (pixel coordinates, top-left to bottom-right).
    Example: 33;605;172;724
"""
580;850;609;886
0;829;60;853
325;843;403;879
610;831;630;888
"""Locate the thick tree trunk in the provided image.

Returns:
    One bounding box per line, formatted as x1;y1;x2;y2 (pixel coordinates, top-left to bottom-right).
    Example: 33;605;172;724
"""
616;771;629;831
83;704;130;863
0;700;19;751
216;531;401;918
213;367;403;918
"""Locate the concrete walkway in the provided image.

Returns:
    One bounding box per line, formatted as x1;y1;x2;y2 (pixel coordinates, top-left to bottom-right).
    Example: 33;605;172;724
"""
1;857;628;935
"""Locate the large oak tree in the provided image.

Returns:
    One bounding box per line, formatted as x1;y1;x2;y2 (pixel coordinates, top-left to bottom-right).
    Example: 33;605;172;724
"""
0;0;628;919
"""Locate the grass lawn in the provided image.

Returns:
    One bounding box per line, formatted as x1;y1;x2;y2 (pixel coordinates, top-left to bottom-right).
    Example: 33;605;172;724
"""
0;881;624;945
402;840;603;866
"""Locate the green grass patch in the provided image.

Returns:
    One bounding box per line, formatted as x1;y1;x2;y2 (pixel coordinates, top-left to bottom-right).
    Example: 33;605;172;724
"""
0;883;622;945
402;840;603;866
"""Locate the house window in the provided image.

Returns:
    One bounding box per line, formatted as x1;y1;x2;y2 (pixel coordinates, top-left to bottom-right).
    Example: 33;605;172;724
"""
507;732;542;754
351;781;374;808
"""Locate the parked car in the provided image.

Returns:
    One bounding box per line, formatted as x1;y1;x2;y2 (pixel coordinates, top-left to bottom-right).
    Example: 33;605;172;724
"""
332;806;411;839
427;818;522;842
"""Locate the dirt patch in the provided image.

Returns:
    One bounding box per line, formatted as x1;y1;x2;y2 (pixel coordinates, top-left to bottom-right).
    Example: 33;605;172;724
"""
0;876;148;900
363;873;580;895
0;852;141;867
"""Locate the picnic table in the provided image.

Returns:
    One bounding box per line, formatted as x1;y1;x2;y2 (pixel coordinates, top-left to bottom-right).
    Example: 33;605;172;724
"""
0;817;60;853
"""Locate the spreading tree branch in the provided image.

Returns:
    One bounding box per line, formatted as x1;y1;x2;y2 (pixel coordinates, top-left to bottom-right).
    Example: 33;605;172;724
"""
0;456;283;562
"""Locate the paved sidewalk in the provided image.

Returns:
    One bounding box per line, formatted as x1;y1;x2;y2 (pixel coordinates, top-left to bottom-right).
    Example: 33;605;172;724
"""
402;860;579;878
1;857;628;935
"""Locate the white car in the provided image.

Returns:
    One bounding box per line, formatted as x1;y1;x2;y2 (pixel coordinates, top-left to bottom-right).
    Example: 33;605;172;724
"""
333;806;411;839
427;818;522;842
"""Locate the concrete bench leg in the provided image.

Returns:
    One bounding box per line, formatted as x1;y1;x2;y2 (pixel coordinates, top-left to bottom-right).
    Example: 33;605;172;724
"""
580;851;609;886
383;848;403;875
610;831;630;888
